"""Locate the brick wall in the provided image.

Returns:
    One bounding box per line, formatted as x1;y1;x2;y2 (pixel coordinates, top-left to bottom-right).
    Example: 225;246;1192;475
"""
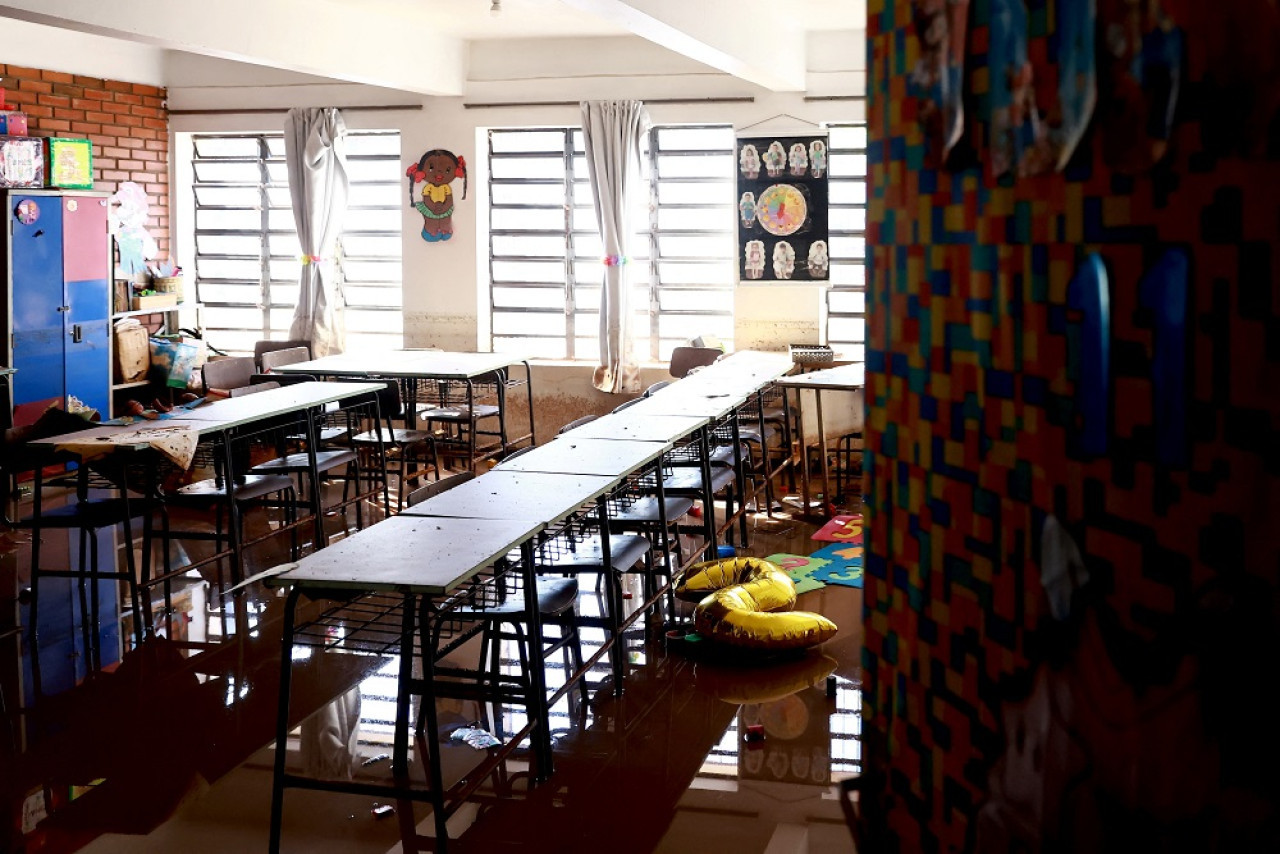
2;63;169;260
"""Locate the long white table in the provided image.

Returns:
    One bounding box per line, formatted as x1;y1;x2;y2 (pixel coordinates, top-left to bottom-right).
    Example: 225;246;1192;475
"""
275;350;536;469
776;363;865;514
263;514;549;853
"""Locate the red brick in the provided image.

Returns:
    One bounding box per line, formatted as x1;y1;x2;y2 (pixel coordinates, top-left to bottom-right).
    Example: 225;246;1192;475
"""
117;158;144;170
101;169;128;181
130;104;162;118
74;75;106;88
116;115;144;128
104;80;132;94
141;117;165;131
102;146;131;158
42;119;71;133
131;171;156;183
37;93;71;109
95;158;117;170
70;97;97;111
113;92;143;106
102;101;132;115
145;183;167;195
84;111;114;124
21;104;53;119
52;83;84;99
144;139;166;152
41;69;74;84
132;128;159;140
131;83;163;97
17;78;52;95
83;89;111;101
143;96;165;109
135;149;161;162
71;122;102;135
5;65;40;79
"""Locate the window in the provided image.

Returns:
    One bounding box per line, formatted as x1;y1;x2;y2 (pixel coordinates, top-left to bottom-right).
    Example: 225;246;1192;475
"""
191;131;403;355
825;123;868;362
487;125;735;361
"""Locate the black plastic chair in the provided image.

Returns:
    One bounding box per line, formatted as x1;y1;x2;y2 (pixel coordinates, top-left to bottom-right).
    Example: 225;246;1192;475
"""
348;380;437;512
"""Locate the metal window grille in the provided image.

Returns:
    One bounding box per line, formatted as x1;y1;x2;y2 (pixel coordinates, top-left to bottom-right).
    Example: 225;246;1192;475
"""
825;123;868;362
191;131;404;355
487;125;736;362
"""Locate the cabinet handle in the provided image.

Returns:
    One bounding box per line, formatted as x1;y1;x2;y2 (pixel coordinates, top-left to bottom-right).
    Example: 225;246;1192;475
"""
56;305;70;313
71;324;83;344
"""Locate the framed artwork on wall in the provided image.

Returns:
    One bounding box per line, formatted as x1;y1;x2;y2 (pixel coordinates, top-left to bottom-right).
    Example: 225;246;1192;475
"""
735;133;829;284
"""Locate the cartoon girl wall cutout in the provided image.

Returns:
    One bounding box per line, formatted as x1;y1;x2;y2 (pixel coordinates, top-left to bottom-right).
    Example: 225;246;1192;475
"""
744;240;766;279
808;139;827;178
407;149;468;242
788;143;809;176
739;144;761;179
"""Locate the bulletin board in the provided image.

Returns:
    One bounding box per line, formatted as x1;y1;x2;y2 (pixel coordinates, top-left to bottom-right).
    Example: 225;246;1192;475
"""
735;133;829;284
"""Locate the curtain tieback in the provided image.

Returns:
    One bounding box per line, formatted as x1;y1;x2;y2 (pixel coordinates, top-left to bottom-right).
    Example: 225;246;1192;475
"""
299;254;328;265
603;255;628;267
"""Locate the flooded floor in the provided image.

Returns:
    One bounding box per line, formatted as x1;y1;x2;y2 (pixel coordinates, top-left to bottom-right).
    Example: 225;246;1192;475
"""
2;481;862;853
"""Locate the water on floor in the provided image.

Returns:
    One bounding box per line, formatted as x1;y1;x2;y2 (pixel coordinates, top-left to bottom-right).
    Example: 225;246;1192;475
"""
1;481;861;853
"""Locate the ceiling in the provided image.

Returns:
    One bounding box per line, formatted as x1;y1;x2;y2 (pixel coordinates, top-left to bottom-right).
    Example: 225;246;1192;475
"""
344;0;864;40
0;0;866;96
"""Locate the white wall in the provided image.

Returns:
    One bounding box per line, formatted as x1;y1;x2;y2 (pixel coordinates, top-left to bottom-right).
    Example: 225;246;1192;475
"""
166;31;865;357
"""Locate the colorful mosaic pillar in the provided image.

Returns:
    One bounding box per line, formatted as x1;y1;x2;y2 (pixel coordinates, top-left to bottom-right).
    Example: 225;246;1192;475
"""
864;1;1280;850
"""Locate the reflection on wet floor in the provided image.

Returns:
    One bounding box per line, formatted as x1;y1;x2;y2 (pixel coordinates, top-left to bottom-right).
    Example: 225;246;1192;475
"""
1;486;861;853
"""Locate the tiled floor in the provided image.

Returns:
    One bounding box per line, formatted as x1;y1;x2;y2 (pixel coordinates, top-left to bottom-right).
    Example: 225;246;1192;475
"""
2;480;861;853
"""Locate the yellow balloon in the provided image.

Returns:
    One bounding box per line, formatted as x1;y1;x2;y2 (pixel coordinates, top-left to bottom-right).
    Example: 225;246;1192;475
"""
676;557;838;651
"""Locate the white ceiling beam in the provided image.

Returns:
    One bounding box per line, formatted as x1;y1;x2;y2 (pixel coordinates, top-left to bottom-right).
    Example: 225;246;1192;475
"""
0;0;465;96
555;0;807;92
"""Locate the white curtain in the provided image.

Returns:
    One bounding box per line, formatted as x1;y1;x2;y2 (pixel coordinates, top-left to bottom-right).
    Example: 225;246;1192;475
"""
580;100;651;393
284;107;349;357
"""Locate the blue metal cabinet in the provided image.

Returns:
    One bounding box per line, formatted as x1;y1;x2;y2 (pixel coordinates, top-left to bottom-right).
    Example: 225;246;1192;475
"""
1;190;112;427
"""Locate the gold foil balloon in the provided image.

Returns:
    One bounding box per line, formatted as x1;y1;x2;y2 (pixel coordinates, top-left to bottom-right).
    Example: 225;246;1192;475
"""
676;557;838;651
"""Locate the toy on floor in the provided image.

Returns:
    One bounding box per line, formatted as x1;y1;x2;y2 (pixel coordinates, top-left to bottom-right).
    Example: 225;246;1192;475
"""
675;557;838;651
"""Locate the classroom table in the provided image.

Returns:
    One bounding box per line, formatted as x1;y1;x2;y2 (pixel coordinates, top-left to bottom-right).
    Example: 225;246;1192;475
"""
31;381;387;604
776;363;865;515
493;436;666;478
275;350;535;469
263;514;548;854
403;468;671;697
557;412;720;558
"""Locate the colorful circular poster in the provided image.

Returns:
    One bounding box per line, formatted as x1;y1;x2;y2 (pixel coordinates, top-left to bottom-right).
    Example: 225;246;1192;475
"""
755;183;808;236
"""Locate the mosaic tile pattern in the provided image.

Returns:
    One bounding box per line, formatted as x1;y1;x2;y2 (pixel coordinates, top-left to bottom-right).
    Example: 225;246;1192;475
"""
864;1;1280;849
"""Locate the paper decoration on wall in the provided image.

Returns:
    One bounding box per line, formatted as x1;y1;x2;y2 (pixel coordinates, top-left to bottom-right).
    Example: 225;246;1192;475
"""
1139;248;1190;467
406;148;468;242
910;0;970;165
1048;0;1097;169
989;0;1051;178
110;182;159;278
1098;0;1184;173
736;134;829;283
1067;253;1110;458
